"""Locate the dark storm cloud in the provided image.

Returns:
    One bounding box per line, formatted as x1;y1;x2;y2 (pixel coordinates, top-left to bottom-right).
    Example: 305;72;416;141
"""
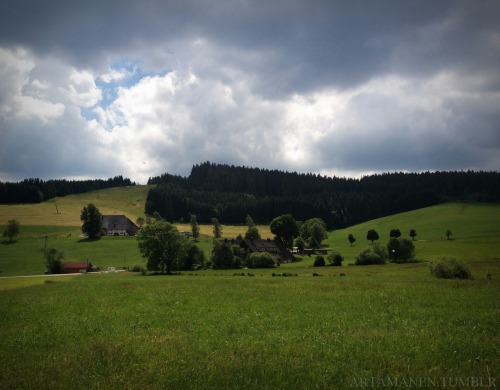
0;0;498;182
2;1;498;94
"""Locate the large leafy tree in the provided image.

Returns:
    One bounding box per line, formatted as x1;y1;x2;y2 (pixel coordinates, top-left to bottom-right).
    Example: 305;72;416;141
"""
3;219;20;242
137;221;186;274
80;203;102;239
300;218;328;248
180;242;205;270
211;240;235;269
270;214;299;248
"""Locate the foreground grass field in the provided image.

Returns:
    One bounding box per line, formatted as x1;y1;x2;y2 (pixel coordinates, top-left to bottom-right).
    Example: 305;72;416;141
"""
0;271;498;389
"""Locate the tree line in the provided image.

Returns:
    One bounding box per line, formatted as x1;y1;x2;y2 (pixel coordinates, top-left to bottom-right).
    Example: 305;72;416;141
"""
146;162;499;229
0;176;135;203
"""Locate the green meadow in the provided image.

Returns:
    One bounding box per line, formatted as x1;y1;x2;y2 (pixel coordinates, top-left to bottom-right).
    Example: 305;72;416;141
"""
0;189;499;388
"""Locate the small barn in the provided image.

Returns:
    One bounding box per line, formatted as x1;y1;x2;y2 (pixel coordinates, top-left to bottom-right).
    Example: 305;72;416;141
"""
101;215;139;236
62;262;93;274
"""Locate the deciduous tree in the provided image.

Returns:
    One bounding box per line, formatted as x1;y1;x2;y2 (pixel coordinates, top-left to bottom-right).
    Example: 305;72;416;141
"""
212;218;222;239
270;214;299;248
300;218;328;248
409;229;417;241
80;204;102;239
137;221;186;274
327;251;344;266
348;233;356;246
389;229;401;238
44;248;64;274
136;217;145;227
245;226;261;240
180;242;205;270
366;229;379;243
190;215;200;241
295;237;305;254
3;219;20;242
211;240;235;269
387;238;415;263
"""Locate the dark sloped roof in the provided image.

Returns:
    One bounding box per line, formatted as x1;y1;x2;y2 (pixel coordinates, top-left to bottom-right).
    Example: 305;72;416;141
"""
101;215;138;230
241;238;293;260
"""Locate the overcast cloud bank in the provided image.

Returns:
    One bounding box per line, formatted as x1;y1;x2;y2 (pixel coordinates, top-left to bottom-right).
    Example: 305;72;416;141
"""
0;1;499;183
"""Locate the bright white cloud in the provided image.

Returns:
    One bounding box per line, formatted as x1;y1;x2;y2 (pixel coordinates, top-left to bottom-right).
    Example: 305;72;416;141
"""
99;67;131;83
12;95;65;123
0;47;65;123
65;70;102;107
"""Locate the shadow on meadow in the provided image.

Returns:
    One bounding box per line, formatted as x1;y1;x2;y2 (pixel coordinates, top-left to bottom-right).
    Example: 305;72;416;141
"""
1;240;17;245
76;237;101;243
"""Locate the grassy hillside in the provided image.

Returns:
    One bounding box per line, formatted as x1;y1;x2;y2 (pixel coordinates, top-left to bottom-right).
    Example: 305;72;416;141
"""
324;203;500;262
0;185;153;226
1;187;499;277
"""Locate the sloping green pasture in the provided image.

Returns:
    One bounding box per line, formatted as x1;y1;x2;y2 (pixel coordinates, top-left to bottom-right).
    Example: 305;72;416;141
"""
1;202;499;277
324;202;500;264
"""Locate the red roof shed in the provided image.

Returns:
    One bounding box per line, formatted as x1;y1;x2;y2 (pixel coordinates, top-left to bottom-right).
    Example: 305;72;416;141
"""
62;262;93;274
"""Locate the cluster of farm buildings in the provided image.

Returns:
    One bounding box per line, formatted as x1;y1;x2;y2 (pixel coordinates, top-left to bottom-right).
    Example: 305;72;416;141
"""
62;214;301;273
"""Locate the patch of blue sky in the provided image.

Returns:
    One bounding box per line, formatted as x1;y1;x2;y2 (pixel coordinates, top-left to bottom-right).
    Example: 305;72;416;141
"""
80;59;170;122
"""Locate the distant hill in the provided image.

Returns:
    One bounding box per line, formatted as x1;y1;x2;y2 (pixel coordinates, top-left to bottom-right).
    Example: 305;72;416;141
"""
1;163;498;229
0;176;135;204
0;185;152;227
146;162;499;228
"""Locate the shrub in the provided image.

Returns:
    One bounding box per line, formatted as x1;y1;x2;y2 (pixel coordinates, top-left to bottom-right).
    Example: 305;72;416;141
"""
355;248;385;265
387;238;415;263
372;243;388;261
429;257;472;279
43;248;64;274
327;251;344;266
313;255;325;267
129;264;145;272
248;252;275;268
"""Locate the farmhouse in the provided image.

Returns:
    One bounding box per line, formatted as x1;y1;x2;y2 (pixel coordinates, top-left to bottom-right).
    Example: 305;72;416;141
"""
223;238;294;263
101;215;139;236
62;262;93;274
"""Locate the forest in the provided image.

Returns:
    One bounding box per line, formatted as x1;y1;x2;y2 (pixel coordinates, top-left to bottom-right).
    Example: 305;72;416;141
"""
145;162;500;229
0;176;135;203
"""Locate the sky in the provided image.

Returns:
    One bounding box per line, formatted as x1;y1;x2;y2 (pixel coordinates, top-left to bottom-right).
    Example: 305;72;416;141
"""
0;0;499;184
